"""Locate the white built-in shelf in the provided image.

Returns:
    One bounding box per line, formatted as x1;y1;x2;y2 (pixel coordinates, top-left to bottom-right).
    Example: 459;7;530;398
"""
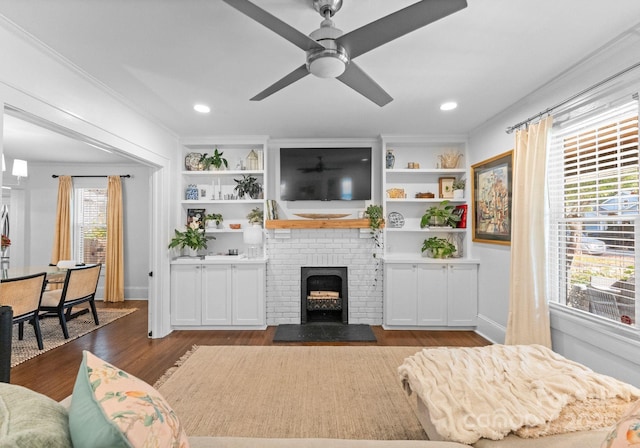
181;199;263;205
386;198;466;203
386;227;467;233
182;170;264;176
386;168;466;174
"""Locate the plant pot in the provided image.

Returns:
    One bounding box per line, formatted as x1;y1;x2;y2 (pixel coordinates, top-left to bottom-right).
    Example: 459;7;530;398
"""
453;189;464;199
424;248;450;259
186;247;199;257
429;216;447;227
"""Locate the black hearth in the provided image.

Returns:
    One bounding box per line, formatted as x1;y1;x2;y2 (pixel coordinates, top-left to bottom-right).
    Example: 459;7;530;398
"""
301;266;348;324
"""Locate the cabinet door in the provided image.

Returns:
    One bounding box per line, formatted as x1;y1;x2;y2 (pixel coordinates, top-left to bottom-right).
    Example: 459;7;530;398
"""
384;264;418;326
170;265;201;326
447;264;478;326
201;264;232;325
232;264;265;326
417;264;448;326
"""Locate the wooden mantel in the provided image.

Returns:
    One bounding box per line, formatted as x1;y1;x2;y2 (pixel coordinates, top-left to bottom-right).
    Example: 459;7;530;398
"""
265;219;372;229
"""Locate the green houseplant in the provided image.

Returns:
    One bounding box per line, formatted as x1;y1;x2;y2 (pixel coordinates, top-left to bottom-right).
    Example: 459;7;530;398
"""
205;213;223;228
168;221;214;253
422;236;456;258
420;200;460;228
200;148;228;170
246;207;264;225
234;174;263;199
452;178;466;191
364;204;384;259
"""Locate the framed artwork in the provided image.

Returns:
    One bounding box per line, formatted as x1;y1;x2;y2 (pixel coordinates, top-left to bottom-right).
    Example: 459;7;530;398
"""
471;150;513;245
438;177;456;199
187;208;206;229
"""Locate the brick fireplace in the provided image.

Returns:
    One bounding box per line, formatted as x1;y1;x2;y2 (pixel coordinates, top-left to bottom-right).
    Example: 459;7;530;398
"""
265;228;383;325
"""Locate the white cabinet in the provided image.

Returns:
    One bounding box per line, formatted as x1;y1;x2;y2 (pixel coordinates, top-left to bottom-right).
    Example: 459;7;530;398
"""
384;261;478;328
170;261;265;328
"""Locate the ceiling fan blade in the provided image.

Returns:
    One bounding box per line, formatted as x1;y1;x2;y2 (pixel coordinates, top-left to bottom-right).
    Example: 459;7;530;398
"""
222;0;323;52
337;62;393;107
337;0;467;59
250;64;310;101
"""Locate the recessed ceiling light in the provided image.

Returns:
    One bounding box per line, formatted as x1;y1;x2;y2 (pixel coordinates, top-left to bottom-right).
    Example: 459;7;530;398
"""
440;102;458;111
194;104;211;114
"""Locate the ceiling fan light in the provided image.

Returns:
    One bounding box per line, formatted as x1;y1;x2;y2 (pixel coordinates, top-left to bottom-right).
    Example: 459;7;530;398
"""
309;56;346;78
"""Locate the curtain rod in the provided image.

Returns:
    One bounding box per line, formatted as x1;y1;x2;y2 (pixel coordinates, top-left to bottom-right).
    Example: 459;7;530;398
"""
51;175;131;178
505;60;640;134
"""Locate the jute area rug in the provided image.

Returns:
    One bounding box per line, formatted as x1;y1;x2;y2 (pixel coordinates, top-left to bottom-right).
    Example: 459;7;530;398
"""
155;345;428;440
11;307;136;367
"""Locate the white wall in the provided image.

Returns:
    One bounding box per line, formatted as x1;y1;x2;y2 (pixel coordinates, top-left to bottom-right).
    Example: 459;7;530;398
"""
25;163;151;299
0;17;179;337
468;25;640;386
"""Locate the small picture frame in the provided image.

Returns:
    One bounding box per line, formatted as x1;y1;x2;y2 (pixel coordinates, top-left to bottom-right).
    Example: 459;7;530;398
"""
438;177;456;199
197;184;213;200
187;208;206;229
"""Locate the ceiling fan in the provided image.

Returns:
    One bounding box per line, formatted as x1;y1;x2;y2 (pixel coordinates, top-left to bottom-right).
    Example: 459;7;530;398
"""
222;0;468;107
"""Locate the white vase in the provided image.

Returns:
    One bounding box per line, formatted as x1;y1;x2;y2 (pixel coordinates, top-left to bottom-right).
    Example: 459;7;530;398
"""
186;247;198;257
453;189;464;199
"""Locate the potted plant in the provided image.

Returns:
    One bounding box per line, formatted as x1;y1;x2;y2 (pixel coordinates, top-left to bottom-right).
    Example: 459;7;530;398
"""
452;178;466;199
364;204;384;252
205;213;223;229
234;174;263;199
200;148;228;170
168;221;214;256
422;236;456;258
246;207;264;225
420;200;460;228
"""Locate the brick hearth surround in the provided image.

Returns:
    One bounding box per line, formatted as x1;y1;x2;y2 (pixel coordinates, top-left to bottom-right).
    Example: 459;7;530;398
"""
265;228;383;325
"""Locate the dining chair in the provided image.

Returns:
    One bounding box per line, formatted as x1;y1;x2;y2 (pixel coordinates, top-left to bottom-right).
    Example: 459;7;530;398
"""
39;264;101;339
0;272;47;350
586;286;621;322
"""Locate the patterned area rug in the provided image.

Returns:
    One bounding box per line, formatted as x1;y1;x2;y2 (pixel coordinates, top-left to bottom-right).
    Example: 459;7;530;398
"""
11;308;136;367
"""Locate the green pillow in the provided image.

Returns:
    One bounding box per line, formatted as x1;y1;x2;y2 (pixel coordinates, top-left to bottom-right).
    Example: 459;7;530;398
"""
68;351;189;448
0;382;72;448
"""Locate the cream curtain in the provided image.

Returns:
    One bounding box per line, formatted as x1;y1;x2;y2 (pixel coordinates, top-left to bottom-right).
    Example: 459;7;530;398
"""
105;175;124;302
50;175;72;265
505;116;553;347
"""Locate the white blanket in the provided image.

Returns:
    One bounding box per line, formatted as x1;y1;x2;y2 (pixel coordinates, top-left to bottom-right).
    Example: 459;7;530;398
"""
398;344;640;444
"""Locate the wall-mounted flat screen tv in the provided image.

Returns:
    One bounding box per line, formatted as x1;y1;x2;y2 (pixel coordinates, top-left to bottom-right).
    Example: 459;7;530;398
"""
280;147;372;201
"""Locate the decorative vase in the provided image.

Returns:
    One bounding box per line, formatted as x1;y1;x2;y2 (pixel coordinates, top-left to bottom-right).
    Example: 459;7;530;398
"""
453;189;464;199
385;150;395;169
185;184;199;200
186;247;198;257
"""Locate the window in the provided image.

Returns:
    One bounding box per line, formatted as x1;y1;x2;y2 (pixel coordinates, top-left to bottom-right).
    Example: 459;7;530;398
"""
547;97;639;327
74;188;107;265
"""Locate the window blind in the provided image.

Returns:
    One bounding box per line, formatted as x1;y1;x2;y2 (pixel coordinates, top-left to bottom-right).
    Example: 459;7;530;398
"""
74;188;108;265
547;98;639;326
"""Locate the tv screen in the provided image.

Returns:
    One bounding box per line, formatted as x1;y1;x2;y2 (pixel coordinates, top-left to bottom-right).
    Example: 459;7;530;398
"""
280;147;372;201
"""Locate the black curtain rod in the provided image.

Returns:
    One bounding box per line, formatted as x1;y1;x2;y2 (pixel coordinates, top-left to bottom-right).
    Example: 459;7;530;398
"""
52;174;131;178
505;60;640;134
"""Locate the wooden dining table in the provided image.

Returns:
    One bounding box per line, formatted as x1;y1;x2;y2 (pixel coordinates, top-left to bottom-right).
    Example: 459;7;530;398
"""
1;265;68;282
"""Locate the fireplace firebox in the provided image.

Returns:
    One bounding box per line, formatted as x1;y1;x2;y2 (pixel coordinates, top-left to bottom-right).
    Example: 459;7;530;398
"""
301;267;348;324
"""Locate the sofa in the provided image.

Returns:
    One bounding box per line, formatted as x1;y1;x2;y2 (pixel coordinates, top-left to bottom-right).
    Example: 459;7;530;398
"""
0;349;636;448
0;378;618;448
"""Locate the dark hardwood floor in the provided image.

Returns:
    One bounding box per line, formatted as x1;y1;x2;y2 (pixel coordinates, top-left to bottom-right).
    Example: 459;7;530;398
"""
9;300;490;401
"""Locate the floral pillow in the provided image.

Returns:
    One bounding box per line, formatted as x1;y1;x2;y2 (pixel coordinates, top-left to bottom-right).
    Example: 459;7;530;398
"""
602;399;640;447
68;351;189;448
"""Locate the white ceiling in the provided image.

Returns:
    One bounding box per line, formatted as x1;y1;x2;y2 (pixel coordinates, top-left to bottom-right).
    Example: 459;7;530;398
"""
2;0;640;163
